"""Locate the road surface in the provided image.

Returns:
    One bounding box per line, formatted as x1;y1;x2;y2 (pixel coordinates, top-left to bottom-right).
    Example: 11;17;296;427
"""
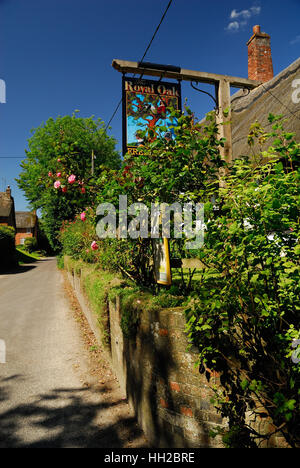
0;258;147;448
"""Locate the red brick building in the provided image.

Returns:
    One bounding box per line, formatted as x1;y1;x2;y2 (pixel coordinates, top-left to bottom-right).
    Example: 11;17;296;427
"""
15;211;38;246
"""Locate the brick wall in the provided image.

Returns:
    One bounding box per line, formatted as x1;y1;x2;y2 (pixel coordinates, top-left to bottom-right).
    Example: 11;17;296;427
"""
15;229;33;246
109;298;225;448
66;261;289;448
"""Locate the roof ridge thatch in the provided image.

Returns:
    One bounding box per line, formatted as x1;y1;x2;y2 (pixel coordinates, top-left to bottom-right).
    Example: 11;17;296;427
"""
15;211;37;229
0;192;13;218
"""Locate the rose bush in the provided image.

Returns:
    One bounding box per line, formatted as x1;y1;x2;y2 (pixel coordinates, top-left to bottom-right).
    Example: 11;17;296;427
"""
17;112;121;250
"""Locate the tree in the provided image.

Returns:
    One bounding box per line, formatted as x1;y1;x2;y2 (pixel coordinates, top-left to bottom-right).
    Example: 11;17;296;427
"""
17;112;121;250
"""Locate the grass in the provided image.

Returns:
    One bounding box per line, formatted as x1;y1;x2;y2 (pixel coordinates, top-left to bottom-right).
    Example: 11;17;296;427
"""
172;268;203;281
63;256;117;347
62;256;199;340
16;247;44;264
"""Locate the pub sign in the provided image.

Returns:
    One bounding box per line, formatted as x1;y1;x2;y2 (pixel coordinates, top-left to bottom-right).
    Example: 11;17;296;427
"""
122;76;181;156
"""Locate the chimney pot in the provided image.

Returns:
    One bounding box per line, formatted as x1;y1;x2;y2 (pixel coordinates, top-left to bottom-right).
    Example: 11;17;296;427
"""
6;185;11;197
247;25;274;83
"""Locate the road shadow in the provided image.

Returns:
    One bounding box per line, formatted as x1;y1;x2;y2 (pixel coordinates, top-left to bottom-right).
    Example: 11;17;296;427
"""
37;258;57;261
0;264;37;275
0;255;56;275
0;376;147;448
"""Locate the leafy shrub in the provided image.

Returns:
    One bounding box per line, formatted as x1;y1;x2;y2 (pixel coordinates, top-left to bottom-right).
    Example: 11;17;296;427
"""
59;209;97;261
24;237;38;253
0;226;17;270
92;108;223;288
56;255;64;269
186;118;300;448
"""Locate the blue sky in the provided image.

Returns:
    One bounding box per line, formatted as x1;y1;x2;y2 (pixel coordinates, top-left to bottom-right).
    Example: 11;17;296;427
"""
0;0;299;210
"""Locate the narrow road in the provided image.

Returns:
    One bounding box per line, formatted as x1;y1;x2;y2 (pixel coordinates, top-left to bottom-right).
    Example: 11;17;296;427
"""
0;258;147;448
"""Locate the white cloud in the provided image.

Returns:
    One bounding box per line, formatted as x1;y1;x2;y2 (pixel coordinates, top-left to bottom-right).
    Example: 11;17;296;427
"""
290;35;300;45
227;21;240;31
230;9;251;20
226;5;261;32
250;6;261;15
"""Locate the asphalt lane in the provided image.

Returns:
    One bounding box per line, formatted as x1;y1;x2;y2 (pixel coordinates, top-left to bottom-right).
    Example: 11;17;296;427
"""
0;259;146;448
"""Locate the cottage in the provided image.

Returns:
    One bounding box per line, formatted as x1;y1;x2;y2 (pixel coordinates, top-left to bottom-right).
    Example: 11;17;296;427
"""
0;186;16;229
15;211;38;246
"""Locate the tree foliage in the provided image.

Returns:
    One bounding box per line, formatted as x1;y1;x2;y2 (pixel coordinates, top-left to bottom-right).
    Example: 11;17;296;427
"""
93;108;224;286
17;112;120;250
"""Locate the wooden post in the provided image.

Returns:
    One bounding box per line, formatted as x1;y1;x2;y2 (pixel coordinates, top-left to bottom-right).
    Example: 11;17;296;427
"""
91;150;95;176
112;60;261;90
216;79;232;165
112;59;261;165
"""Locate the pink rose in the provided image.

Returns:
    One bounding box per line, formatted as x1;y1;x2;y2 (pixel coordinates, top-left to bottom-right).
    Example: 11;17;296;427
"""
62;186;67;193
57;158;61;163
56;172;62;177
80;212;86;222
91;241;99;251
48;171;53;177
54;180;61;189
68;174;76;184
81;187;86;194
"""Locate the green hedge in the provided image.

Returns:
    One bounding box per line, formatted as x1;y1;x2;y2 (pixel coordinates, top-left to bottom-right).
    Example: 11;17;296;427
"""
24;237;38;253
0;225;17;270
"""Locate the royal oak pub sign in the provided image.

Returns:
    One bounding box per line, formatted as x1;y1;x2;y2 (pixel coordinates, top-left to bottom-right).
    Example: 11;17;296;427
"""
122;76;181;156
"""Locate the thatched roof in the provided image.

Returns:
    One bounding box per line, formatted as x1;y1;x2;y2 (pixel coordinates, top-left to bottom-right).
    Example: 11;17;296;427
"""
15;211;37;229
0;192;13;218
231;57;300;158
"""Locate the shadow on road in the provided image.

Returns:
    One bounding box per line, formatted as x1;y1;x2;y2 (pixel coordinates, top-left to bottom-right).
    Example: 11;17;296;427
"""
0;376;147;448
0;256;56;276
0;264;37;275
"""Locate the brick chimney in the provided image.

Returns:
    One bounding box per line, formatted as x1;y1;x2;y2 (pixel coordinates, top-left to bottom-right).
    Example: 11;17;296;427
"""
6;185;11;198
247;25;274;82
